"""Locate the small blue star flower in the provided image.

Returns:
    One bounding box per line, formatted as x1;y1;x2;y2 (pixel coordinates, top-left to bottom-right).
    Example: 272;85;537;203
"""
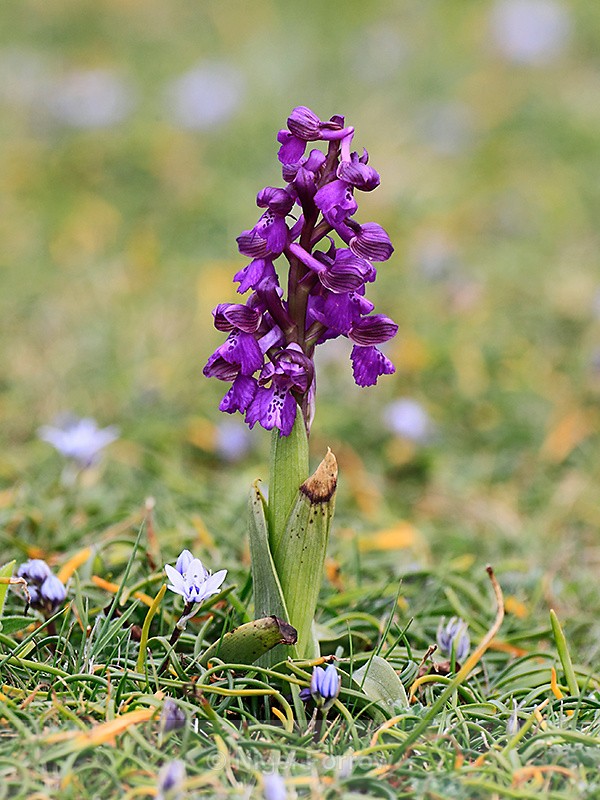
165;553;227;606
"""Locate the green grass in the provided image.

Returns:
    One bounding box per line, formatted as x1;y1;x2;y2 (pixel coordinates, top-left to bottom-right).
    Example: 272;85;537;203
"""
2;0;600;797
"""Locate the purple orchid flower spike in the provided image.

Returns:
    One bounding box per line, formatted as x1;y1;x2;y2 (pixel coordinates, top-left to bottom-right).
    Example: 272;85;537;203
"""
204;106;397;436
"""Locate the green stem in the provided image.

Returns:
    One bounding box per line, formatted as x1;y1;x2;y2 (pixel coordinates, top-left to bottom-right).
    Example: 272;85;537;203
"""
268;411;309;556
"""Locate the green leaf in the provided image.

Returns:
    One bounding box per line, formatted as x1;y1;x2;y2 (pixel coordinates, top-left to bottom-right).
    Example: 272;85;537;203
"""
550;608;580;697
198;616;297;667
268;410;309;557
314;622;372;656
353;655;409;711
248;481;295;665
272;450;337;659
136;583;167;674
0;615;34;635
0;560;16;618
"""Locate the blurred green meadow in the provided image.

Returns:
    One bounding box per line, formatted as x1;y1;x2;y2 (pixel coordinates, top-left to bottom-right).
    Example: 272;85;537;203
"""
2;0;600;796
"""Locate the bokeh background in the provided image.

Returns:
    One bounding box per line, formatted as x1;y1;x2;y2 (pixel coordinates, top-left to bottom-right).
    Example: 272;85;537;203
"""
2;0;600;646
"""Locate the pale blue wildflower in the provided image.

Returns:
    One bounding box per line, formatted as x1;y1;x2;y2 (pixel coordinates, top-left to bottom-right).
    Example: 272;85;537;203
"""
165;553;227;606
437;617;470;662
157;760;186;800
38;415;119;468
165;61;243;130
263;771;287;800
46;69;134;128
384;398;432;443
491;0;571;65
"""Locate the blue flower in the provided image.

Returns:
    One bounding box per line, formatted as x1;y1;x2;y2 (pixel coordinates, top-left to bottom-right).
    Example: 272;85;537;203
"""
17;559;66;613
165;554;227;606
40;575;67;607
310;663;341;709
437;617;470;662
17;559;51;584
38;415;118;468
157;759;186;800
161;699;187;734
384;399;432;443
262;771;287;800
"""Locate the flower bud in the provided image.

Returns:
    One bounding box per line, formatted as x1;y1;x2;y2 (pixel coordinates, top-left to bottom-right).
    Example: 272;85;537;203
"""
17;559;52;584
437;617;470;662
310;663;341;709
40;575;67;609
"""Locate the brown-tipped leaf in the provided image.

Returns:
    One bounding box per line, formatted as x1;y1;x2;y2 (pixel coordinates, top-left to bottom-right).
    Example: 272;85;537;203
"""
198;615;297;667
300;448;337;503
272;450;338;659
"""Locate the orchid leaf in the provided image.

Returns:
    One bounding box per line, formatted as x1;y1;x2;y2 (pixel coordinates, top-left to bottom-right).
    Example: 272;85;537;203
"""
198;615;297;667
272;450;337;659
248;481;295;665
268;411;309;557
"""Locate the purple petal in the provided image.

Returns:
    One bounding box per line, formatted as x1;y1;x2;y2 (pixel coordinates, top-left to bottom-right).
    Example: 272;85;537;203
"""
260;214;289;254
304;148;326;172
349;314;398;346
319;249;375;294
234;259;277;293
277;130;306;164
311;665;325;695
314;180;357;226
275;348;313;393
246;385;298;435
220;331;264;375
223;304;262;333
17;559;52;584
350;222;394;262
219;374;257;413
287;106;322;140
40;575;66;606
337;157;380;191
335;248;376;281
314;291;375;335
321;664;340;698
256;186;295;215
293;166;319;199
319;264;365;294
350;345;395;387
237;229;270;258
212;303;261;333
202;353;240;381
